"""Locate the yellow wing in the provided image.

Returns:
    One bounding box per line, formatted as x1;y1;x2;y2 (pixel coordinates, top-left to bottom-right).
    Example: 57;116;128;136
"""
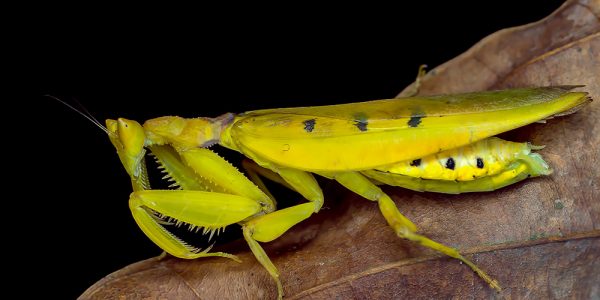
225;86;590;172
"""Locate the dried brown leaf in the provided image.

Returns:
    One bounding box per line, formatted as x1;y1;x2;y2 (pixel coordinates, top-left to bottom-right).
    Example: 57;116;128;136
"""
81;1;600;299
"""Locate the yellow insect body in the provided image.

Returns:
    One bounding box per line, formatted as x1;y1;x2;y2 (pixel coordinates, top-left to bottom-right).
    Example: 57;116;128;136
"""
362;137;551;194
376;137;544;181
103;86;590;299
222;87;586;171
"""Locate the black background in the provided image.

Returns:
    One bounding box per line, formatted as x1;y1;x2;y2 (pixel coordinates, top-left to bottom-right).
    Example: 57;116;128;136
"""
24;1;565;298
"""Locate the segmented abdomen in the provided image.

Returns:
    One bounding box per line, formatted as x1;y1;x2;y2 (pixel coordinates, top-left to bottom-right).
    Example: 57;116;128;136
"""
376;137;535;181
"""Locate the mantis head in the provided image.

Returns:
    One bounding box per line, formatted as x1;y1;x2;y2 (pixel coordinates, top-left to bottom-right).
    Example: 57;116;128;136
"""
105;113;235;188
106;118;147;188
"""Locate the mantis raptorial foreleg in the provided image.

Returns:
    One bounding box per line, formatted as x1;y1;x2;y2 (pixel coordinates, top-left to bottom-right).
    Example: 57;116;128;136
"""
125;145;244;260
178;148;275;210
129;190;257;261
170;147;324;299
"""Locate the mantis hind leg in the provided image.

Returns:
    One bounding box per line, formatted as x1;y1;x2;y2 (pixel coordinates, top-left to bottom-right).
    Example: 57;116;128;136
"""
413;64;428;96
322;171;501;291
403;64;428;97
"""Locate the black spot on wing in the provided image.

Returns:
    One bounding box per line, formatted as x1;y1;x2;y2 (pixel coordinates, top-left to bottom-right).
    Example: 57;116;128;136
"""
353;112;368;132
476;157;484;169
410;159;421;167
445;158;455;170
354;120;368;132
303;119;316;132
408;115;422;127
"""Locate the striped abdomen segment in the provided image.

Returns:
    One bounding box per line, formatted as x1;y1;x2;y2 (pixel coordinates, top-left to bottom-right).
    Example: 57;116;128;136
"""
376;137;544;181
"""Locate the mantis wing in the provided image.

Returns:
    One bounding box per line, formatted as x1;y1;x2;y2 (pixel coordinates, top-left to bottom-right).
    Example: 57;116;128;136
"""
227;86;590;171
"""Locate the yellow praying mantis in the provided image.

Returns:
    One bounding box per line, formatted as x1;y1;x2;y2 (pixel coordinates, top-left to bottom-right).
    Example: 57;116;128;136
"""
61;85;591;299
